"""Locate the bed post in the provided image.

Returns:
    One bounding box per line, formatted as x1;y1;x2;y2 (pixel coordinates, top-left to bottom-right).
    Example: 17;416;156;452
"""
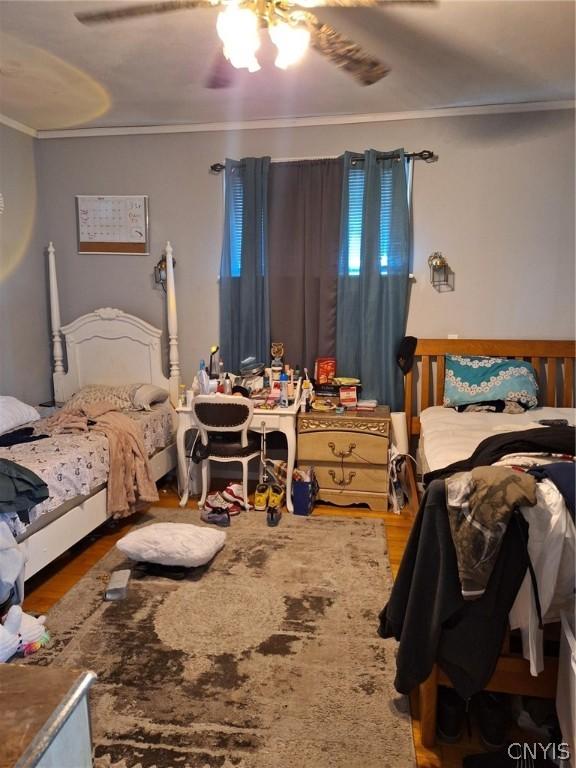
48;243;66;401
165;241;180;406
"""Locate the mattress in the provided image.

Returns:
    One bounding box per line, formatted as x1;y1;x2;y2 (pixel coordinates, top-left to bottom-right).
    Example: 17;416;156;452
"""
0;402;176;536
419;405;576;473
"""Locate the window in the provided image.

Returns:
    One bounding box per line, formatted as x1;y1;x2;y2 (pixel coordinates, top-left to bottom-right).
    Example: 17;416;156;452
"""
346;160;410;276
228;171;243;278
347;166;364;277
226;169;266;278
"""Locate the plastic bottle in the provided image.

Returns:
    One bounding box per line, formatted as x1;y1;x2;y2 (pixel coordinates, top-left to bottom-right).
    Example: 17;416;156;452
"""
198;359;210;395
279;371;289;407
300;380;309;412
223;374;232;395
178;383;187;407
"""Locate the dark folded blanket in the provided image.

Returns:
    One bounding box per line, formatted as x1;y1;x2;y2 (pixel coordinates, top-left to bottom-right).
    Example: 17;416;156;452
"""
0;427;49;448
0;459;49;525
528;461;575;521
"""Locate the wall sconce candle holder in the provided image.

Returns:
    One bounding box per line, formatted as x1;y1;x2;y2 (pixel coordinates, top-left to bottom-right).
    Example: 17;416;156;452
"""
428;251;454;292
154;253;176;292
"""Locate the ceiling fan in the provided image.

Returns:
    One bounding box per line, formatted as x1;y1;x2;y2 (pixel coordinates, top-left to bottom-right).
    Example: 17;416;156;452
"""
76;0;432;88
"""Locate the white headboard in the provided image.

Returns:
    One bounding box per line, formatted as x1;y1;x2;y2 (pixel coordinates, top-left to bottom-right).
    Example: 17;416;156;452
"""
48;242;180;406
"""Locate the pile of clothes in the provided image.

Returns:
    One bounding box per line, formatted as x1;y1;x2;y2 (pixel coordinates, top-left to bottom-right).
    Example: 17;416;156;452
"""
379;425;575;700
0;521;50;662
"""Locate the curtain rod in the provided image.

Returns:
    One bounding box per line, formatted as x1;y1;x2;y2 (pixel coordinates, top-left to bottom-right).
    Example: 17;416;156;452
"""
209;149;436;174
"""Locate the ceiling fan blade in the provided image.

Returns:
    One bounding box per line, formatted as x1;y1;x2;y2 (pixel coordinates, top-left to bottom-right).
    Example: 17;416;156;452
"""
308;18;390;85
76;0;217;25
296;0;433;8
204;51;236;89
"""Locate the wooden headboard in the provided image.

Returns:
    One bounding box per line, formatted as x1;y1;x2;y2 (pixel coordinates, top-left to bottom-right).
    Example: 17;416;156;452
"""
404;339;576;439
47;241;181;406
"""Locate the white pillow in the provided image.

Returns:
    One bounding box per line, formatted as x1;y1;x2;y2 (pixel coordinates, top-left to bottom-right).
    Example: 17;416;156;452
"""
132;384;169;411
0;396;40;436
116;523;226;567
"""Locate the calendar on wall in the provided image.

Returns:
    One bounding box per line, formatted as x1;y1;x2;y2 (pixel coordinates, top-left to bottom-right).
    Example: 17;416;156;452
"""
75;195;149;254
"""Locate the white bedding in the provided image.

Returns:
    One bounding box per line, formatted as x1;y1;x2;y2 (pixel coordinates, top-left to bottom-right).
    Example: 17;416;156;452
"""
420;405;576;472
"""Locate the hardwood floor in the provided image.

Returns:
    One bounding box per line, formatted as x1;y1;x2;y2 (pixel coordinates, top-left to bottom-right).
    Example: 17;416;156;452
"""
23;485;488;767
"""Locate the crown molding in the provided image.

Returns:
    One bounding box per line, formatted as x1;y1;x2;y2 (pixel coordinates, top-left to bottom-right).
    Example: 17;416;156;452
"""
35;100;575;139
0;113;37;137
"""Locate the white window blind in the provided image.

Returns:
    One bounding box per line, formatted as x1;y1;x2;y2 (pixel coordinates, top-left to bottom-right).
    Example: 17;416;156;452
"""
229;171;243;278
347;166;364;276
346;159;410;276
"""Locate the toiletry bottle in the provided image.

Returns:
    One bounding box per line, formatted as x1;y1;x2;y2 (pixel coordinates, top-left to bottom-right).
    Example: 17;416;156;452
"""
224;374;232;395
300;380;310;412
279;371;289;407
198;360;210;395
179;383;187;408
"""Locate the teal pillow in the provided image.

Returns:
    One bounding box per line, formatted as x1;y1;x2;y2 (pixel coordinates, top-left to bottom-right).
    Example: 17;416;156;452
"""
443;355;539;409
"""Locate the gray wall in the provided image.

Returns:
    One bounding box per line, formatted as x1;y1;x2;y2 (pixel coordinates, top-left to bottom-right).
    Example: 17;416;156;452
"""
26;107;576;388
0;124;51;403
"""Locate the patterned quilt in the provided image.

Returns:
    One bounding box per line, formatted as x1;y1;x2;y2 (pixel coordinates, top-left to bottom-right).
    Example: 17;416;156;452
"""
0;403;176;536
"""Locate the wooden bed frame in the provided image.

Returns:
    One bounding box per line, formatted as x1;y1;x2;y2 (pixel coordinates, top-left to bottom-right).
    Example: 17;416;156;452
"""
20;242;181;580
402;338;575;748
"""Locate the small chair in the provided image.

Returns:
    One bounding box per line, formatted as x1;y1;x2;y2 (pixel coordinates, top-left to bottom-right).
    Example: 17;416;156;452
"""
191;394;260;510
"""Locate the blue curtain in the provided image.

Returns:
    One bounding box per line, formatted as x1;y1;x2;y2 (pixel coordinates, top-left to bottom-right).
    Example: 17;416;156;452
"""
336;149;411;410
219;157;271;372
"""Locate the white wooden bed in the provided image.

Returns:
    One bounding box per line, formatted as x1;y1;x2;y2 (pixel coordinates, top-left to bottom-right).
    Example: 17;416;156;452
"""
19;241;181;580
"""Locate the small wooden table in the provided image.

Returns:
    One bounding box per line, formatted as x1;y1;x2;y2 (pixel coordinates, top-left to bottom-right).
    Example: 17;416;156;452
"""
297;406;390;511
0;665;96;768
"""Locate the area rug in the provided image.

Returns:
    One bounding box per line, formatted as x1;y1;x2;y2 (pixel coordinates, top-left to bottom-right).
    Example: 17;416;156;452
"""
26;508;415;768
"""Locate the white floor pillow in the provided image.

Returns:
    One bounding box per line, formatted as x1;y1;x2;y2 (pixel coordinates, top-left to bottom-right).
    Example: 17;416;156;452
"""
117;523;226;567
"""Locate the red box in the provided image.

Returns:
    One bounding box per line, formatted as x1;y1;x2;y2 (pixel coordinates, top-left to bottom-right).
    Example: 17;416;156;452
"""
315;357;337;385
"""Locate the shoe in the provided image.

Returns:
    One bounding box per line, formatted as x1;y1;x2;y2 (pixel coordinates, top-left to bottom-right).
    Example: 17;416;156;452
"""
268;483;285;510
222;483;251;510
436;687;465;743
476;692;508;750
267;508;282;527
254;483;270;511
204;492;241;516
201;508;230;527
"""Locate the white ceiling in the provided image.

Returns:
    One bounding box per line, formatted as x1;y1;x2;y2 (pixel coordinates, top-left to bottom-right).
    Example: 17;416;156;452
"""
0;0;574;132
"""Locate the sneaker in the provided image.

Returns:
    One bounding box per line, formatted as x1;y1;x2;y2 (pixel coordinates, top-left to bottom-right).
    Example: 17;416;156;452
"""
201;508;230;527
267;508;282;527
436;687;465;743
204;492;241;516
254;483;270;511
222;483;251;510
268;483;285;510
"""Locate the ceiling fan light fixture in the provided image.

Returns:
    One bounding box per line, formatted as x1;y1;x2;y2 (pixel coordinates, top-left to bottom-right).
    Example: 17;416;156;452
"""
216;4;261;72
269;20;310;70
